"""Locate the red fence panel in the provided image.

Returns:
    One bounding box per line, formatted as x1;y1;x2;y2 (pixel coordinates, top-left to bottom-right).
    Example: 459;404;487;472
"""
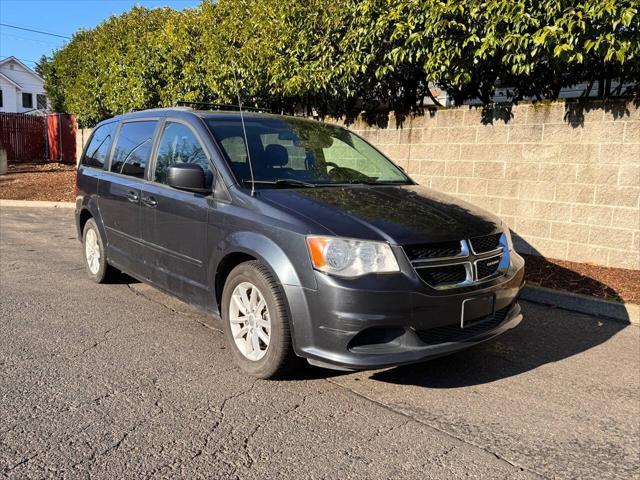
0;113;47;162
47;113;77;164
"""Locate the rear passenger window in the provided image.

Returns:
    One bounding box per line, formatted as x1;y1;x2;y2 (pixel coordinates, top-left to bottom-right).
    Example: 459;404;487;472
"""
82;123;116;169
110;121;157;179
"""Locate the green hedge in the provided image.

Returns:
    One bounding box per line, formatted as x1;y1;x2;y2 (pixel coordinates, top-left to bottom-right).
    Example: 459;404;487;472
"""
40;0;639;126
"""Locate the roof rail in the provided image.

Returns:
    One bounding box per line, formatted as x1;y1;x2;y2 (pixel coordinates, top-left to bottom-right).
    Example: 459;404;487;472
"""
175;101;271;113
131;106;192;113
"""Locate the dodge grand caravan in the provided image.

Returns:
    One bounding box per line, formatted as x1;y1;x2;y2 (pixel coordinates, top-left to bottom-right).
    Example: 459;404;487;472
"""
75;107;525;378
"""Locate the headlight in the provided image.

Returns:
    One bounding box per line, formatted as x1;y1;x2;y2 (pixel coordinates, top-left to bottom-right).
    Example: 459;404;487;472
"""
306;236;400;277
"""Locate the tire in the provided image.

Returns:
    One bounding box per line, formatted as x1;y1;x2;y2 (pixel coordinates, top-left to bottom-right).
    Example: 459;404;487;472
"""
221;261;300;379
82;218;116;283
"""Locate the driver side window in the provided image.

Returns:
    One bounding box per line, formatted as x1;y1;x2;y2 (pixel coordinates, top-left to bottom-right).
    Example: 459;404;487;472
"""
154;122;213;188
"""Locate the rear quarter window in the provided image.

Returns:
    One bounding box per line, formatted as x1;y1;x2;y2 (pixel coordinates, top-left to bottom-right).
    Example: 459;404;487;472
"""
81;123;116;169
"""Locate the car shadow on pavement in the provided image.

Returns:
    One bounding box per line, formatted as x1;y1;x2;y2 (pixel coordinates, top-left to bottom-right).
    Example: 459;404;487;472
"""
283;366;352;381
112;272;140;284
368;302;628;388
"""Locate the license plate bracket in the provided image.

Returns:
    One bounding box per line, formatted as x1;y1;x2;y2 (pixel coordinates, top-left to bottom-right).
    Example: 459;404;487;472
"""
461;295;495;328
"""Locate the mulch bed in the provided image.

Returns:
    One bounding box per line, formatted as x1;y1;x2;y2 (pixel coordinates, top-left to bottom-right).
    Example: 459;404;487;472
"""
1;162;638;303
523;254;640;304
0;162;76;202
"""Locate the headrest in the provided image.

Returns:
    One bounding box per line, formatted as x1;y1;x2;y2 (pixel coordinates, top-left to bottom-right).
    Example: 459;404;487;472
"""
264;144;288;167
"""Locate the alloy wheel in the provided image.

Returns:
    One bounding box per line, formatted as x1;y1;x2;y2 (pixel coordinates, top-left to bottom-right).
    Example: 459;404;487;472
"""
85;228;100;274
229;281;271;361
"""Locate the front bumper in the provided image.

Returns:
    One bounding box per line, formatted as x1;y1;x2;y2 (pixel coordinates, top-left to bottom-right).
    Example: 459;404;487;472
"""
285;251;525;370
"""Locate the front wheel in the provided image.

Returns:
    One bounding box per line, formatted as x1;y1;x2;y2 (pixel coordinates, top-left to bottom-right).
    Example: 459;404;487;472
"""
221;261;299;378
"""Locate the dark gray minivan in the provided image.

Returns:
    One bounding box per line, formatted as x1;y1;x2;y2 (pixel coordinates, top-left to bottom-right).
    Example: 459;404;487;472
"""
75;107;525;378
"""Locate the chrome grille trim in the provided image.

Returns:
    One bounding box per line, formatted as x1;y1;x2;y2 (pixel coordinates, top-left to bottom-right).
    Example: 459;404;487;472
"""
414;261;474;290
409;240;469;265
406;232;510;290
469;232;503;255
473;252;505;281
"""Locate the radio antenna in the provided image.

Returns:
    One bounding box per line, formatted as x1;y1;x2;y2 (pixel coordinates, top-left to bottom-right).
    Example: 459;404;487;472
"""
232;68;256;196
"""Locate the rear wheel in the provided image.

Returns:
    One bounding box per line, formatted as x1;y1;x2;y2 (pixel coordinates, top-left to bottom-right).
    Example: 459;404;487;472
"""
221;261;299;378
82;218;116;283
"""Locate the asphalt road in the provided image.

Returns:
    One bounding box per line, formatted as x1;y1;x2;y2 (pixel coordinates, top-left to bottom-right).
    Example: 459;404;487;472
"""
1;206;638;480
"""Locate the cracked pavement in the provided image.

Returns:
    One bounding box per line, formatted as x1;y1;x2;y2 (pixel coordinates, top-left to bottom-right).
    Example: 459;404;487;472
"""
1;207;638;479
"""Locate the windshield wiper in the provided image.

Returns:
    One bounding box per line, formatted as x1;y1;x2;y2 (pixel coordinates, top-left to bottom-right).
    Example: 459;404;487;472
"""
242;179;317;188
343;179;409;186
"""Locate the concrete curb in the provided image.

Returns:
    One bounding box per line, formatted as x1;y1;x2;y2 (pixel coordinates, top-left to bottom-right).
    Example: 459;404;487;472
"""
0;199;75;209
521;285;639;325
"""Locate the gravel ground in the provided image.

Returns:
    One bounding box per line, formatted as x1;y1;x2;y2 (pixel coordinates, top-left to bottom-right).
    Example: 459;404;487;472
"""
0;163;75;202
1;206;639;479
523;253;640;304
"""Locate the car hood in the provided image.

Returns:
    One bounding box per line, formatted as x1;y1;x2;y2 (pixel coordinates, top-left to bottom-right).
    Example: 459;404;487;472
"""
258;185;502;245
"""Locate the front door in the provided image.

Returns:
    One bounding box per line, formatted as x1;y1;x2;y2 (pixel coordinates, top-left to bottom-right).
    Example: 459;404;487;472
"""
98;120;158;279
141;120;214;305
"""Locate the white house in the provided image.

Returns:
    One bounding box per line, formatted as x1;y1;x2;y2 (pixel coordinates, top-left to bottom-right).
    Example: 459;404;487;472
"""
0;56;48;114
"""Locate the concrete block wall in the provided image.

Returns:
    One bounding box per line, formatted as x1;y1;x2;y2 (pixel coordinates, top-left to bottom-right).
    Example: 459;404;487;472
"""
340;100;639;270
75;128;93;165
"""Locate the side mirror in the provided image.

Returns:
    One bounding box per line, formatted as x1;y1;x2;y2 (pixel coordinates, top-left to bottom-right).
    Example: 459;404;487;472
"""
167;164;209;194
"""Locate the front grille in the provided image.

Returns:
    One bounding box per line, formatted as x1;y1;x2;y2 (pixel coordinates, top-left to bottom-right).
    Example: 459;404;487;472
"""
404;241;462;261
469;233;502;253
404;233;507;290
414;305;512;345
416;264;467;287
476;254;503;279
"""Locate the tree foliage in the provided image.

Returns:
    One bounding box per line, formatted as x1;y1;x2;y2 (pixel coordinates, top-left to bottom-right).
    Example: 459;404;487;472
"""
42;0;639;126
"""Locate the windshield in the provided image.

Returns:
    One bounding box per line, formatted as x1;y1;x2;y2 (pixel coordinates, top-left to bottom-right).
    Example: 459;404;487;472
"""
204;116;411;187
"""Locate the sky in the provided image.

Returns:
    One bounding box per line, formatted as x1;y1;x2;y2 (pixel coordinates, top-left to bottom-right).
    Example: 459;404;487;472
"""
0;0;201;69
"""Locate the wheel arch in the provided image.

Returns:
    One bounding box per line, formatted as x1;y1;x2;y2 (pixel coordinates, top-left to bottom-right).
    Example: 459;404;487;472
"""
76;197;107;245
214;251;257;310
211;231;307;311
78;208;93;235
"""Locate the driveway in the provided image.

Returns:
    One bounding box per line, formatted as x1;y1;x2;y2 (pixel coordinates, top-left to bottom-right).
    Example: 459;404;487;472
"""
1;206;638;479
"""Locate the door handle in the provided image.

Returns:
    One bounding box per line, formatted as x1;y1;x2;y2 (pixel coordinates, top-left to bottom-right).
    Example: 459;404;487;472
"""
126;191;139;202
142;196;157;207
